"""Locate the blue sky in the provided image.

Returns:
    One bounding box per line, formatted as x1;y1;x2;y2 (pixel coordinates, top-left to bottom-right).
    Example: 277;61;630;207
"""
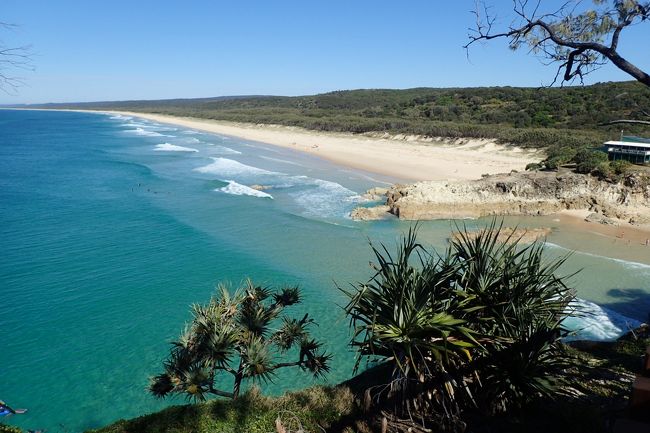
2;0;649;103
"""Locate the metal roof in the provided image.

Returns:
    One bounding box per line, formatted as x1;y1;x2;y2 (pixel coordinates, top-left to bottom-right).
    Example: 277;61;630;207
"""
605;140;650;149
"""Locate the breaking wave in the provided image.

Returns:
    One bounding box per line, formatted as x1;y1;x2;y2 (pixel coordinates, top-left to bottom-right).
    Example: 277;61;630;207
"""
154;143;199;152
564;298;642;341
218;181;273;199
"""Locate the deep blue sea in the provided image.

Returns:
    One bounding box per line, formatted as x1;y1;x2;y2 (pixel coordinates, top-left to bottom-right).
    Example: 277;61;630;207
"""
1;110;648;432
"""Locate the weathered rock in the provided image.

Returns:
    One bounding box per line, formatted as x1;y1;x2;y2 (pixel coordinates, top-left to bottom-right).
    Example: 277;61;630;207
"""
357;172;650;222
585;213;617;225
360;187;389;201
350;205;392;221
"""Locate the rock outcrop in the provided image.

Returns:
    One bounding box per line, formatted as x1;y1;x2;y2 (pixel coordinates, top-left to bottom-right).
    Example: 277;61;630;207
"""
351;171;650;224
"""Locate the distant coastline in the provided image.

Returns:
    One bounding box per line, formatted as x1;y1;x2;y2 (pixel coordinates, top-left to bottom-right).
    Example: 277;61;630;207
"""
57;109;538;182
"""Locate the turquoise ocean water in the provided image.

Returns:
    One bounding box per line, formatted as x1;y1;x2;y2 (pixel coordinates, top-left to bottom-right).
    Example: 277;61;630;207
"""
1;110;648;432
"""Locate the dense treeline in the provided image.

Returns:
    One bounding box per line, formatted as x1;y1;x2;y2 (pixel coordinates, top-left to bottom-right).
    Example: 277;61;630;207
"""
35;81;650;149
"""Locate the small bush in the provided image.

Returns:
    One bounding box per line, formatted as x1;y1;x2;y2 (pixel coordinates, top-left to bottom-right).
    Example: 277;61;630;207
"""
574;149;608;174
610;159;632;175
592;161;614;179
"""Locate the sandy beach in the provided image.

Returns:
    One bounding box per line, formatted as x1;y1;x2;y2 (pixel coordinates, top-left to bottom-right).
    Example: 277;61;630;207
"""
95;110;538;182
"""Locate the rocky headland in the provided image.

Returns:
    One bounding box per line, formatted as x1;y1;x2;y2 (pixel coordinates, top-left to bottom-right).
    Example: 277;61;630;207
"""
352;171;650;226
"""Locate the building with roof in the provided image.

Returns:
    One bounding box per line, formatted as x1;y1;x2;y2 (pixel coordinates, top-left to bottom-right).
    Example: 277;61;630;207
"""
605;136;650;165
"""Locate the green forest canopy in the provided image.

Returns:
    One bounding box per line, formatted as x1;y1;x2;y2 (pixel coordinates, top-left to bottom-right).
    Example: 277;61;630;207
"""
35;81;650;150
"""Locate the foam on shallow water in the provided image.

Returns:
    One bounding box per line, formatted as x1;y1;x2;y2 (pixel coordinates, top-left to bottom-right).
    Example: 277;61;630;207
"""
218;180;273;199
194;158;361;217
545;242;650;270
154;143;199;153
290;178;362;218
206;144;242;155
109;114;132;120
564;298;642;341
125;127;171;137
194;157;279;177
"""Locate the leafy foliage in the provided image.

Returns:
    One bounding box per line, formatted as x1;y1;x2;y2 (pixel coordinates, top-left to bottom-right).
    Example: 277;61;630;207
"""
37;81;650;149
343;222;576;429
574;148;609;173
468;1;650;87
150;280;331;401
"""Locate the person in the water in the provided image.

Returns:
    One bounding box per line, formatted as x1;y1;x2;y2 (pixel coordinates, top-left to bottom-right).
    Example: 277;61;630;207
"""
0;400;27;417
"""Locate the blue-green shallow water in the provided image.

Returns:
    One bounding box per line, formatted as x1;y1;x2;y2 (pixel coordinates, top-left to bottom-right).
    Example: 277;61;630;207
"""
1;110;648;432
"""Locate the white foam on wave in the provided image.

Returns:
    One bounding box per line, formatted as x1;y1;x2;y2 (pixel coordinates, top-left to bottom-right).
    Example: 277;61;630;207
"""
154;143;199;152
125;127;172;137
195;158;361;217
218;180;273;199
185;137;200;143
211;145;242;155
182;130;200;135
545;242;650;270
290;178;363;218
259;155;303;166
109;114;132;120
564;298;642;341
194;157;278;177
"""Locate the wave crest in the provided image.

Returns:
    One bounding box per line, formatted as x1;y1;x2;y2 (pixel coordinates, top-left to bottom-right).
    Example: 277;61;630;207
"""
218;181;273;199
154;143;199;152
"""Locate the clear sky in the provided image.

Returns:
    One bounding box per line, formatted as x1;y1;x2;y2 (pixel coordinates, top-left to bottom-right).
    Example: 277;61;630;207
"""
2;0;649;104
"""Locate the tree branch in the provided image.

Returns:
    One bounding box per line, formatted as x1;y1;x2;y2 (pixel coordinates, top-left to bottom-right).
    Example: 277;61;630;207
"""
208;386;235;399
466;1;650;87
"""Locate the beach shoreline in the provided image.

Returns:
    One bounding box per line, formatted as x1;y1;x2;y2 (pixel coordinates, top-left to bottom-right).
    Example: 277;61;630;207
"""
74;109;538;182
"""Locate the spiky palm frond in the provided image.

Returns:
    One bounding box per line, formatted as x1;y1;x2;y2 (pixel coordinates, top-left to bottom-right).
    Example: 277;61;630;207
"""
237;301;276;338
273;286;301;307
302;352;332;378
179;366;212;402
152;280;329;401
149;373;174;398
343;220;576;423
241;337;275;382
272;314;311;351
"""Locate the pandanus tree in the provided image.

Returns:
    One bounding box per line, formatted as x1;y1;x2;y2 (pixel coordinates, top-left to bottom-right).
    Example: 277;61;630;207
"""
343;222;575;429
150;280;331;401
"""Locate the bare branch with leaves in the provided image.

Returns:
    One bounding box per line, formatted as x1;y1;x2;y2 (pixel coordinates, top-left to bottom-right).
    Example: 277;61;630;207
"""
466;0;650;87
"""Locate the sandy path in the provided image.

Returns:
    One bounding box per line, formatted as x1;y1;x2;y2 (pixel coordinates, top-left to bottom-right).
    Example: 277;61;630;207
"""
100;111;539;182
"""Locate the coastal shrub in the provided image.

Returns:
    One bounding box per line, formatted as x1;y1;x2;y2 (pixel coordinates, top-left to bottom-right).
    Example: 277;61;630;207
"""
150;280;331;401
450;226;574;414
542;145;581;169
610;159;632;175
592;161;615;180
574;149;608;174
343;222;575;430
